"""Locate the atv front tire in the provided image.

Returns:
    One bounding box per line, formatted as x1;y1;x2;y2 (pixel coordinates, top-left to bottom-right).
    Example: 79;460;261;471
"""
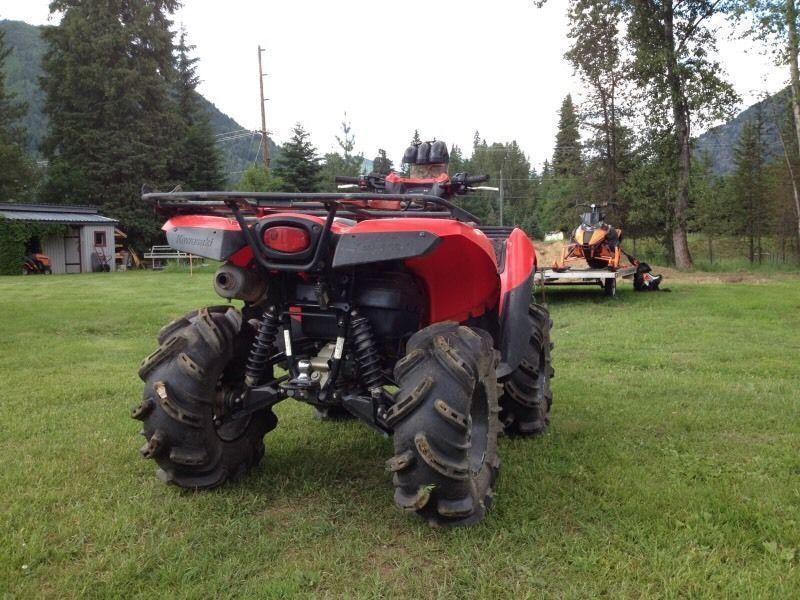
387;322;500;526
499;304;553;436
133;306;276;488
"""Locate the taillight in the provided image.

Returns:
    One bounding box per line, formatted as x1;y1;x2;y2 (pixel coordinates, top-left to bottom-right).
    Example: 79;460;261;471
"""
263;226;310;253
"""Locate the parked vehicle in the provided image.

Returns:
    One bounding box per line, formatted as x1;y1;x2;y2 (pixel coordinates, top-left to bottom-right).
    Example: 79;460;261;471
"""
552;203;662;293
22;253;52;275
133;141;553;526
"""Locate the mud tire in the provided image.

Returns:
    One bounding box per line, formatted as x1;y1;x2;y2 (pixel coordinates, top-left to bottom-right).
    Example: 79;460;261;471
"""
499;304;553;436
388;322;500;527
134;306;276;489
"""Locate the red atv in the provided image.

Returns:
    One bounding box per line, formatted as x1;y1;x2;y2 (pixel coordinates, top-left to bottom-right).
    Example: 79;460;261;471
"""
134;140;553;526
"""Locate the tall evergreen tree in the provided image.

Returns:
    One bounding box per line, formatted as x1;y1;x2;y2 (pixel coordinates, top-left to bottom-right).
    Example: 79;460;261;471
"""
170;30;225;190
731;118;768;263
0;28;33;201
40;0;182;249
274;123;322;192
539;95;584;232
372;149;393;175
552;94;582;177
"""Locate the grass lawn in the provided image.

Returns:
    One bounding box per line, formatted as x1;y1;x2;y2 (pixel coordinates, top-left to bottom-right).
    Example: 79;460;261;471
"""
1;270;799;598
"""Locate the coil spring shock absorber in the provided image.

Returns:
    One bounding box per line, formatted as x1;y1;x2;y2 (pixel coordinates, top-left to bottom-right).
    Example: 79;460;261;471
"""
244;308;279;388
350;310;383;395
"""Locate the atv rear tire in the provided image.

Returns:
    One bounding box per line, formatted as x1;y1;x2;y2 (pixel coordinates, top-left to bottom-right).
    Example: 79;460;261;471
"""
133;306;276;488
387;322;500;526
499;304;553;436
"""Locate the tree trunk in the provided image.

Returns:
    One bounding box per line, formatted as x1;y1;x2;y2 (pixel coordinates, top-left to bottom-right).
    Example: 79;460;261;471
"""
708;235;713;264
787;0;800;242
664;2;694;269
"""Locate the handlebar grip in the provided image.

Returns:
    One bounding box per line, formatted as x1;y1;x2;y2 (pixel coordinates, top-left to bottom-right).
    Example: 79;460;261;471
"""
334;176;362;184
465;174;490;185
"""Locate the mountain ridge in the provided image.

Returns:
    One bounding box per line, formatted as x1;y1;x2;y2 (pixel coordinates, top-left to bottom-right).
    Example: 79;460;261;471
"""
0;19;278;182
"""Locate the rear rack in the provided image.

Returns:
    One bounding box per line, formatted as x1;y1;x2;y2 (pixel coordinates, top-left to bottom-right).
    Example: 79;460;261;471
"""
142;191;479;224
143;190;480;273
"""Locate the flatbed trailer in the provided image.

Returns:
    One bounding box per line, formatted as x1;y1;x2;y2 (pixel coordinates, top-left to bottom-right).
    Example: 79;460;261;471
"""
534;265;637;297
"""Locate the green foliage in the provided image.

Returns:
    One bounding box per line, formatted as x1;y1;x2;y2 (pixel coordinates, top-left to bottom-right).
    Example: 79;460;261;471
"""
456;138;536;233
169;31;225;191
39;0;182;251
730;117;770;262
0;19;277;185
0;220;64;275
319;115;364;191
0;27;34;201
371;149;393;175
237;166;286;192
537;96;584;233
552;95;583;178
273;123;322;192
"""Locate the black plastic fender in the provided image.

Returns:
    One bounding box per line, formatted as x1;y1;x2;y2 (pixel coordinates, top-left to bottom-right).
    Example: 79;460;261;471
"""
332;231;441;268
496;271;535;379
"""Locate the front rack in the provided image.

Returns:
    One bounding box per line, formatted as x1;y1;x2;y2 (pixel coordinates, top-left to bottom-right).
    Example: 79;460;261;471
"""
142;191;479;224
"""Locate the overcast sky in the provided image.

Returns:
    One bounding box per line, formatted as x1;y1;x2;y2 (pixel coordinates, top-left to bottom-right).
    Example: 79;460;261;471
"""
1;0;789;169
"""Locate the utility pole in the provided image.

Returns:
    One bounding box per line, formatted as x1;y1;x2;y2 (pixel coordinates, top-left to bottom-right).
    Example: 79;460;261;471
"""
257;45;270;172
499;169;504;226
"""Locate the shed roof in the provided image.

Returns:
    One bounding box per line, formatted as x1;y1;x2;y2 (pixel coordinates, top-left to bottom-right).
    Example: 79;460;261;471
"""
0;203;118;225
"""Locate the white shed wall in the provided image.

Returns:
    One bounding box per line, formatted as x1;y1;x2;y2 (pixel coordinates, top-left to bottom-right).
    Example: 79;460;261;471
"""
41;234;67;274
80;225;116;272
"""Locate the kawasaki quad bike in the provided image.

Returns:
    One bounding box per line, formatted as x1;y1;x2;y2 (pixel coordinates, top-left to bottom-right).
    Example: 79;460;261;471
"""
133;140;553;527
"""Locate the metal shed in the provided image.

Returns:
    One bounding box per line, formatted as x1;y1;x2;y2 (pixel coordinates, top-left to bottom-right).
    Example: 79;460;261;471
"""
0;203;118;274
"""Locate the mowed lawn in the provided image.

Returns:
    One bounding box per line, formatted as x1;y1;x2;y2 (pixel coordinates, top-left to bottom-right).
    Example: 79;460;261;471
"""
1;270;799;598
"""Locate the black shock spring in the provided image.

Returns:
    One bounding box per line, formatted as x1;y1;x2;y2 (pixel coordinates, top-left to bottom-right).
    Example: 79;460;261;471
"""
350;311;383;392
244;309;279;387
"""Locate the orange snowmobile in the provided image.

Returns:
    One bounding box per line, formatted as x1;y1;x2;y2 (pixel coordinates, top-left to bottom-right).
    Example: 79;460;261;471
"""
553;203;622;271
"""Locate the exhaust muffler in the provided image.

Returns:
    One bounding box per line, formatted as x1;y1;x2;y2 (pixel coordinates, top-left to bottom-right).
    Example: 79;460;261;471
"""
214;264;267;302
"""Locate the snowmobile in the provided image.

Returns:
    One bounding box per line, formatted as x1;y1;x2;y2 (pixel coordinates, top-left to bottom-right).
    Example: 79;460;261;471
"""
553;203;662;291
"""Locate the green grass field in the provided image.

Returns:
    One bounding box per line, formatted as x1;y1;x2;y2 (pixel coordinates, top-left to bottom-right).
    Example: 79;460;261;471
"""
1;271;799;598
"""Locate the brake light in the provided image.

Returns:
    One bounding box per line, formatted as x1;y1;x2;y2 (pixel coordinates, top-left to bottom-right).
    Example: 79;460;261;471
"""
263;226;310;253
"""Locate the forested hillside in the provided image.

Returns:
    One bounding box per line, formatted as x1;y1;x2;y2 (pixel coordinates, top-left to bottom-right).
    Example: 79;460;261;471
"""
0;19;278;177
694;88;789;174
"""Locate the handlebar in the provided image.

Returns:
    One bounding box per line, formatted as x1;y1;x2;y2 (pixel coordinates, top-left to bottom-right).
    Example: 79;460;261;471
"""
464;174;490;185
334;176;362;184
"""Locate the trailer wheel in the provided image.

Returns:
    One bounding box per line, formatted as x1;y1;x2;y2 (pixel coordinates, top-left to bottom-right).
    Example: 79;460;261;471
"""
603;277;616;297
388;322;500;526
133;306;276;489
499;304;553;436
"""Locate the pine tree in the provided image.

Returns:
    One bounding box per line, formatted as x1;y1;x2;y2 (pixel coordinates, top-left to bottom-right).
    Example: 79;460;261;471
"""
238;165;286;192
0;28;33;201
372;149;393;175
274;123;322;192
448;145;465;175
319;115;364;190
731;118;767;263
40;0;182;249
538;95;584;232
411;129;422;145
553;95;582;177
171;30;225;190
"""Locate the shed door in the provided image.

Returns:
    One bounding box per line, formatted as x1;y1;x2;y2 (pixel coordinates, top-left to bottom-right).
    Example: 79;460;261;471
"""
64;227;81;274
